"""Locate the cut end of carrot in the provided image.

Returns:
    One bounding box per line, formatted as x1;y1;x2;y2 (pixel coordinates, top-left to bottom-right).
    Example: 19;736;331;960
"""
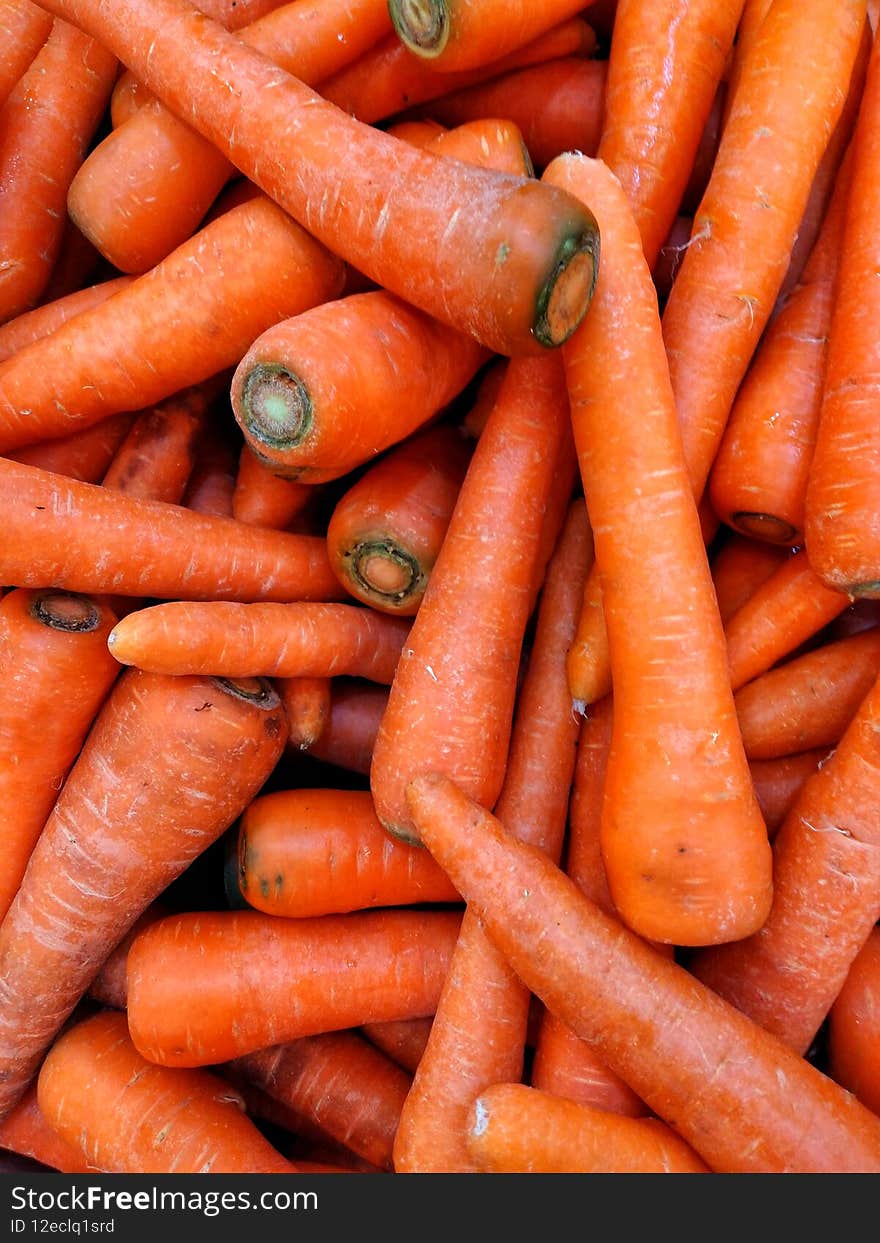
732;512;799;546
389;0;449;59
213;676;281;709
350;540;422;609
240;364;313;451
534;228;599;349
30;591;103;634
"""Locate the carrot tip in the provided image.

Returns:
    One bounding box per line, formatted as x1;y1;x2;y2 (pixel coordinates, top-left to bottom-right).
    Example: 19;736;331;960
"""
240;364;313;452
535;227;599;349
731;512;799;545
348;539;422;608
30;591;102;634
389;0;449;59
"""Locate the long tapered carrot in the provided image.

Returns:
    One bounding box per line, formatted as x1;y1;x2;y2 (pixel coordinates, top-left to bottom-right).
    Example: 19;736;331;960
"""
36;0;600;357
108;601;410;682
661;0;866;503
749;749;831;837
0;669;287;1120
307;680;388;775
828;927;880;1115
0;194;345;452
0;1;51;114
236;788;459;917
0;19;116;323
711;535;792;625
406;772;880;1173
100;385;216;505
5;415;136;485
465;1083;708;1174
232;446;313;530
67;0;392;274
38;1012;296;1174
0;1085;95;1174
126;908;462;1066
735;629;880;759
0;276;133;365
370;352;570;843
393;500;591;1172
361;1018;433;1074
0;588;119;924
0;457;343;602
545;152;771;945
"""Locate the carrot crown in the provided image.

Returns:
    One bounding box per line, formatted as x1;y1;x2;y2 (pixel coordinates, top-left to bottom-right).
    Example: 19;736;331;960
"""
239;364;312;459
30;592;104;634
390;0;450;59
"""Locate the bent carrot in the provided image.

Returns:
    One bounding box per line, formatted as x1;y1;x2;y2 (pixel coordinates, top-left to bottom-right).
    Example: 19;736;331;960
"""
749;749;831;837
0;670;287;1119
0;1085;95;1174
308;680;388;775
0;276;133;364
361;1019;433;1074
829;928;880;1115
126;908;462;1066
711;535;791;625
406;772;880;1173
236;788;459;917
277;677;331;751
232;447;313;530
0;1;51;113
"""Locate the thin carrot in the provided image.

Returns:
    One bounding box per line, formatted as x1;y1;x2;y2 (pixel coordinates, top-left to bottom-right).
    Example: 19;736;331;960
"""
546;152;771;946
711;535;792;625
277;677;331;751
7;414;136;485
651;213;693;304
749;749;831;837
370;353;570;843
40;0;600;356
236;788;459;917
0;1;52;113
406;771;880;1173
307;680;388;776
38;1012;296;1173
38;218;101;306
0;276;133;365
232;446;313;530
0;457;344;602
722;0;772;129
88;902;170;1011
181;425;239;518
0;1085;95;1174
385;118;447;146
828;927;880;1115
0;194;346;452
361;1018;433;1074
0;588;119;924
0;669;287;1119
460;358;507;439
100;384;216;505
0;19;116;323
126;908;462;1066
108;601;410;682
425;116;533;176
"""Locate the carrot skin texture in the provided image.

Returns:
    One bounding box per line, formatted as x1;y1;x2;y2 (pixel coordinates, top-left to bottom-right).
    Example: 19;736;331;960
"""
276;677;331;750
829;927;880;1115
307;680;388;775
0;276;133;365
0;1085;95;1174
406;773;880;1174
232;446;313;530
0;1;52;114
361;1018;433;1074
88;902;170;1011
126;908;462;1066
6;414;137;485
749;749;831;837
101;385;215;505
710;536;791;626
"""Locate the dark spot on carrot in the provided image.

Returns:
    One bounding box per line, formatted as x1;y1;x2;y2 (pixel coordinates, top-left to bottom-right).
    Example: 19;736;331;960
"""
194;702;213;712
260;877;270;897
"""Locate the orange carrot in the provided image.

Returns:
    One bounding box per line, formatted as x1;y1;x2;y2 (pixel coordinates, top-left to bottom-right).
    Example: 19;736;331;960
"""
828;927;880;1115
232;446;313;530
0;670;287;1119
370;353;570;843
277;677;331;751
425;115;533;175
0;276;133;364
307;680;388;775
126;908;462;1066
361;1018;433;1074
0;588;118;924
465;1083;708;1174
88;902;170;1011
38;1012;296;1173
38;217;102;306
6;414;136;485
546;152;771;945
0;1085;95;1174
460;358;507;439
236;788;459;917
0;457;344;602
722;0;772;129
109;70;151;127
651;213;693;304
0;1;51;113
711;535;792;625
101;385;216;505
749;749;831;837
406;771;880;1173
41;0;600;356
181;425;239;518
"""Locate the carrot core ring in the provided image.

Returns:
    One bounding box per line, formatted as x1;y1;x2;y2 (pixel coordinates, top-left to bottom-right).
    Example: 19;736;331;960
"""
214;676;280;708
535;230;599;348
390;0;449;57
240;364;313;450
351;539;422;605
31;592;101;633
732;511;798;545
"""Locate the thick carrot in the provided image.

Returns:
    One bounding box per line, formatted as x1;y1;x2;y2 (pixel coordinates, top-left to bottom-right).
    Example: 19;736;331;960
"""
38;1012;296;1173
361;1018;433;1074
370;353;570;843
277;677;331;751
0;1085;95;1174
465;1083;708;1174
0;669;287;1119
597;0;744;271
232;446;313;530
735;629;880;759
100;385;215;505
0;1;51;113
406;772;880;1173
749;749;831;837
88;902;170;1011
232;1033;412;1170
126;908;462;1066
0;195;345;452
0;588;119;924
68;0;392;274
109;601;409;682
0;276;133;365
547;152;771;945
711;535;792;625
326;424;472;616
39;0;600;356
661;0;866;502
307;680;388;775
6;414;136;485
828;927;880;1115
0;457;343;602
0;19;116;323
236;788;459;917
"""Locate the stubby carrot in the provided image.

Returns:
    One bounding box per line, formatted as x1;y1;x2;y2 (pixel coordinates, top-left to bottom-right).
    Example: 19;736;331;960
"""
126;908;462;1066
0;1085;95;1174
38;1012;296;1174
0;1;51;113
406;772;880;1173
277;678;331;751
0;276;133;364
361;1019;433;1074
7;414;136;486
236;788;459;917
828;928;880;1115
232;446;313;530
307;680;388;775
0;670;287;1119
711;535;792;625
749;749;831;837
546;152;771;945
101;384;216;505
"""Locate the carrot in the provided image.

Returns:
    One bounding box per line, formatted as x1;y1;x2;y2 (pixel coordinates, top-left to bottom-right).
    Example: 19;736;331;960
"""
0;1085;95;1174
307;680;388;775
7;414;136;484
406;771;880;1173
0;1;51;114
277;677;331;751
460;358;507;439
38;1012;296;1173
88;902;170;1011
711;535;792;625
393;500;591;1172
38;217;102;306
181;424;238;518
100;384;216;505
735;629;880;759
232;446;313;530
385;118;447;146
725;548;851;692
651;214;693;304
425;115;533;176
465;1083;708;1174
0;195;345;452
236;788;459;917
41;0;600;356
546;152;771;945
0;457;344;602
661;0;867;503
597;0;744;271
0;588;118;924
0;669;287;1119
109;70;151;127
722;0;772;130
232;1032;412;1170
109;601;410;682
68;0;392;274
749;748;832;836
126;908;462;1066
0;277;133;365
370;353;570;843
326;424;472;616
828;927;880;1115
361;1018;433;1074
0;19;116;323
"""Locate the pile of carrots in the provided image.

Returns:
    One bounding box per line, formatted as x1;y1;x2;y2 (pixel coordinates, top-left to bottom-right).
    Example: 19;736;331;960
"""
3;0;880;1177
